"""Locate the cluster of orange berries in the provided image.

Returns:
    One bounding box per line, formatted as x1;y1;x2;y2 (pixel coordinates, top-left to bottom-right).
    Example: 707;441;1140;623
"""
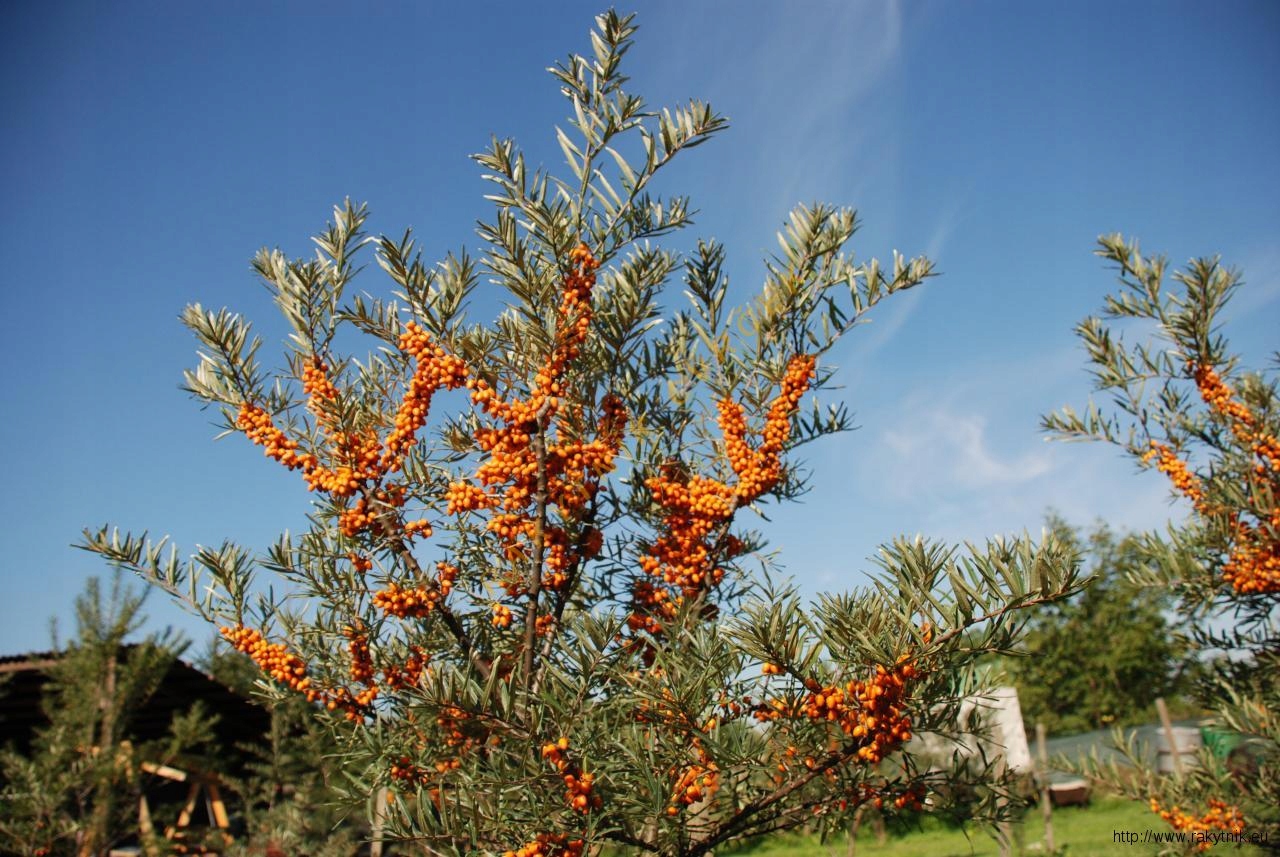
1193;364;1280;472
1150;798;1245;850
241;326;467;543
1142;442;1207;509
1145;438;1280;594
1222;515;1280;595
541;737;601;815
382;646;429;691
382;323;470;474
301;358;339;406
220;625;362;719
447;245;623;616
491;603;514;629
857;783;924;812
755;659;917;766
221;624;315;698
223;623;436;721
337;484;408;538
630;356;815;635
720;354;817;502
435;704;482;764
502;833;584;857
888;784;925;811
346;626;376;688
389;756;432;787
372;583;438;618
373;562;458;619
626;580;676;635
1190;363;1280;594
1142;442;1279;595
667;754;719;815
299;359;385;496
638;474;735;596
402;519;432;539
239;360;368;498
237;404;316;472
303;434;381;496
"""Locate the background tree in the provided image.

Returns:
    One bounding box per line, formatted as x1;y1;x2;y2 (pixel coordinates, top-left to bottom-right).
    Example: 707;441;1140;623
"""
0;572;216;857
1045;236;1279;851
1008;516;1191;736
200;640;366;857
82;13;1081;856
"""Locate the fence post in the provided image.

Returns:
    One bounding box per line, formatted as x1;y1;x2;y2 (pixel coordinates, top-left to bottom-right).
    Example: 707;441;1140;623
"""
1036;722;1054;854
1156;697;1183;777
371;785;388;857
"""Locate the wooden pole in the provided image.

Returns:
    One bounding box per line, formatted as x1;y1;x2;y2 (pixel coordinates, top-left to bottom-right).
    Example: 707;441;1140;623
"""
995;752;1012;857
138;794;159;857
371;785;388;857
1036;722;1054;855
1156;697;1183;776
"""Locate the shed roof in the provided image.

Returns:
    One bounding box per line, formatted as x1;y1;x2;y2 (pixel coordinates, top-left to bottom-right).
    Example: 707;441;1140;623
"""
0;645;272;757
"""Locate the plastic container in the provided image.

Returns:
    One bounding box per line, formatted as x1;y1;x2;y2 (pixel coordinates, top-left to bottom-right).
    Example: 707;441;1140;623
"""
1156;727;1202;773
1200;724;1244;761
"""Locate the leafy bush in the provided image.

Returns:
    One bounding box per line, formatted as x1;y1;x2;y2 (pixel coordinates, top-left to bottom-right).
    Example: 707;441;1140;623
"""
84;12;1080;856
1046;236;1279;852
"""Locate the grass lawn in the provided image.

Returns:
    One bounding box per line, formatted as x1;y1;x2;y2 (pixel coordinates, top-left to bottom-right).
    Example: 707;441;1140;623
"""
721;795;1269;856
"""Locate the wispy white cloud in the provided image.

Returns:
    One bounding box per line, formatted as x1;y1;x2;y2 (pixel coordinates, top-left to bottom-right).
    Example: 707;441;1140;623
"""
879;401;1053;495
770;342;1191;594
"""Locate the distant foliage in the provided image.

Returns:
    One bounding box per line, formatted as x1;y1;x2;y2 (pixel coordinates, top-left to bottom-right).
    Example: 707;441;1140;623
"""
200;643;365;857
84;12;1081;856
0;573;216;857
1046;236;1279;851
1009;517;1191;735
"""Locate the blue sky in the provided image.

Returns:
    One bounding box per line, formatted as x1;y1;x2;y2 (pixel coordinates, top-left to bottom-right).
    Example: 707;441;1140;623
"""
2;1;1277;654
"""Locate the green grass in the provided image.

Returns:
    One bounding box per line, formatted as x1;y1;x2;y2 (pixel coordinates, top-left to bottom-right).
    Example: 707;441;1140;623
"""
720;796;1269;856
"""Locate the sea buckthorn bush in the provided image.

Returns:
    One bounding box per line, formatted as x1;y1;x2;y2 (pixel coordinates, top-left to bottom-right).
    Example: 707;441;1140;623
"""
84;13;1081;855
1045;236;1280;851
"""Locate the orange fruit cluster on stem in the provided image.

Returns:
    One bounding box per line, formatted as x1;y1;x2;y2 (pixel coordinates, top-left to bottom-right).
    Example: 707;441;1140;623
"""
1142;442;1207;510
239;328;467;541
382;646;429;691
1187;363;1280;594
491;603;514;629
754;658;917;765
222;623;433;721
1222;515;1280;595
373;562;458;619
1142;439;1279;595
446;244;624;609
236;404;316;472
221;624;314;696
720;354;817;503
541;737;602;814
502;833;584;857
389;756;432;787
1193;363;1280;472
630;355;815;634
381;324;470;475
221;624;366;720
667;750;720;815
1150;798;1245;850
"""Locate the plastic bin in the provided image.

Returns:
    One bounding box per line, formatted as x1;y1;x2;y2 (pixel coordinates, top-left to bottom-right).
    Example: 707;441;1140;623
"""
1200;724;1244;761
